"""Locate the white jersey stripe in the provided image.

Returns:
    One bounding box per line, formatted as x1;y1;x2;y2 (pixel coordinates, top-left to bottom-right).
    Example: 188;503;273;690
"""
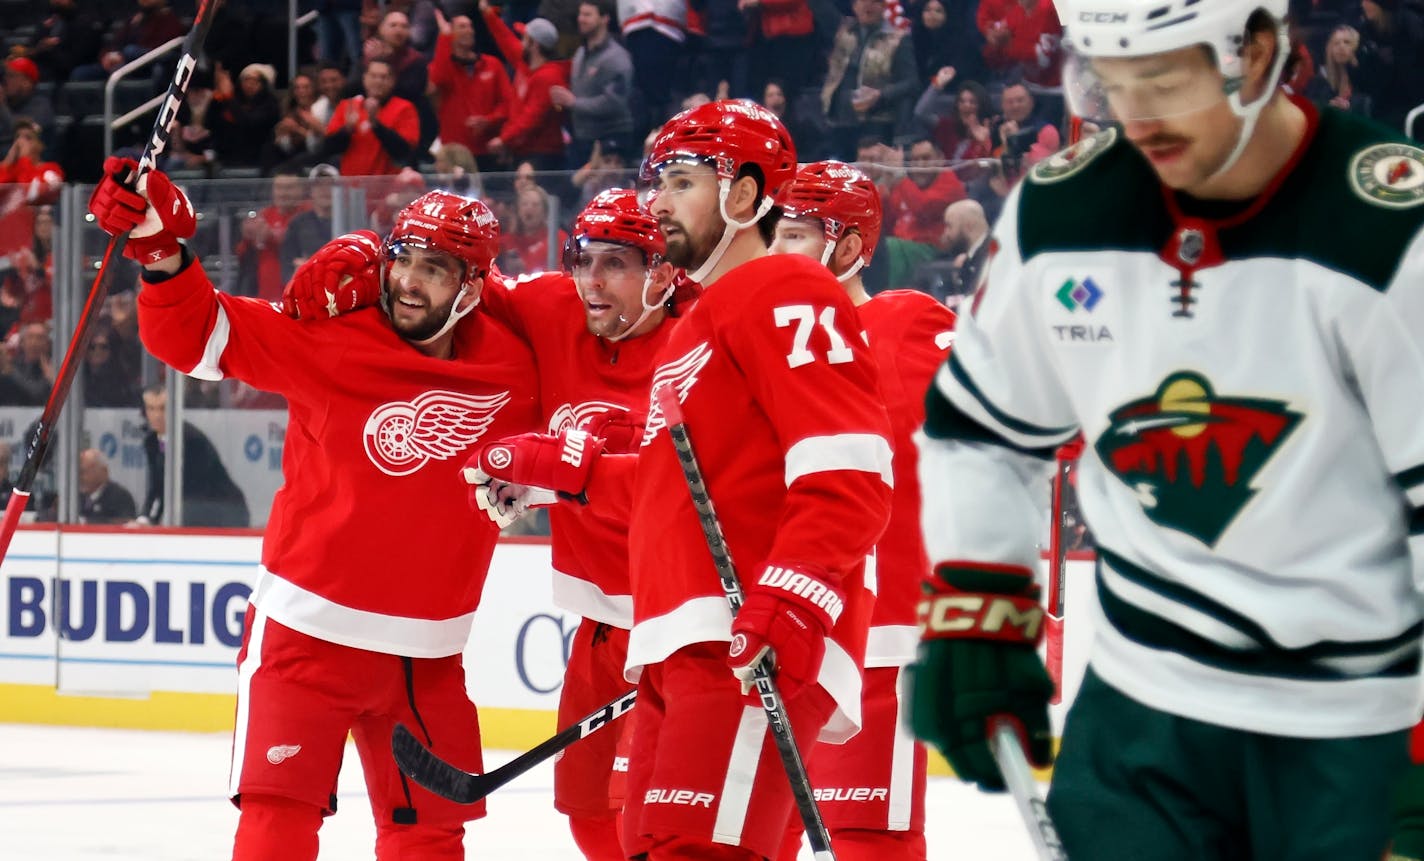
228;604;266;798
784;433;894;488
551;568;633;628
887;666;916;831
252;567;474;658
187;294;231;382
711;705;766;846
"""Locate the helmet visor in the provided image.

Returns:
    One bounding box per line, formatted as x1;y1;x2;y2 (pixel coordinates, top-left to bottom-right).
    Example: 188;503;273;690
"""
1063;44;1232;123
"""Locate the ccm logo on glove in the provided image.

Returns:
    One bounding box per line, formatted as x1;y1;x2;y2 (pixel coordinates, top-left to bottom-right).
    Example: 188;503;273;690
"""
918;594;1044;642
757;565;845;624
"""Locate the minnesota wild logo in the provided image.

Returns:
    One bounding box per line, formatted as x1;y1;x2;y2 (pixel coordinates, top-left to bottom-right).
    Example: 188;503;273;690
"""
1095;372;1302;546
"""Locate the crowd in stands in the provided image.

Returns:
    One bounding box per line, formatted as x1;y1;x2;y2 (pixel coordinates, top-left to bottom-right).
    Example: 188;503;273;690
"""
0;0;1421;527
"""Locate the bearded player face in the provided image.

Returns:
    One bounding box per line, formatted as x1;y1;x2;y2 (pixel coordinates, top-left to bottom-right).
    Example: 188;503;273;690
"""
646;160;724;271
385;244;466;342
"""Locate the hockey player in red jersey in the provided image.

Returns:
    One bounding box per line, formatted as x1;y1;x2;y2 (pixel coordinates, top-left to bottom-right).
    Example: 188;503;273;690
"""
769;161;955;861
471;100;895;860
86;158;538;861
469;189;687;860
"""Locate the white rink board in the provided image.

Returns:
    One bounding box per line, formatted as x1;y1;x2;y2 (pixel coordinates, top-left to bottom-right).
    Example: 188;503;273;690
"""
0;528;1095;721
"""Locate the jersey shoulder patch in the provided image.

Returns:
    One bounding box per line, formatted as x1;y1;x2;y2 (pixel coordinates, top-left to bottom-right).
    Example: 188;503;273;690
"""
1349;142;1424;210
1028;127;1119;185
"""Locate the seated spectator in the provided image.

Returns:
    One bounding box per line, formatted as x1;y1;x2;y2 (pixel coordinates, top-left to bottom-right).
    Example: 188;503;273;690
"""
500;184;569;273
236;171;311;303
912;0;985;85
431;143;483;198
821;0;920;159
915;72;995;161
8;320;54;406
26;0;105;85
481;8;569;172
363;9;437;151
992;80;1059;171
159;66;217;172
1302;25;1367;114
428;10;514;171
280;164;340;280
266;70;329;173
81;321;140;408
78;448;137;525
1353;0;1424;130
4;60;57;145
975;0;1062;87
205;64;283;170
570;138;635;209
890;138;967;245
137;385;250;528
319;59;420;176
0;119;64;206
72;0;186;83
0;204;55;334
935;197;989;305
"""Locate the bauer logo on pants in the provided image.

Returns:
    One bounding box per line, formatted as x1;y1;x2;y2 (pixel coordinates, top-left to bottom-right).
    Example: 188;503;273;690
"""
362;389;511;476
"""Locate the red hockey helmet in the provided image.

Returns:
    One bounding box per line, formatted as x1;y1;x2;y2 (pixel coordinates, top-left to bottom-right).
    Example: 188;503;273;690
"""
641;99;798;203
778;161;883;265
386;190;500;292
571;188;665;261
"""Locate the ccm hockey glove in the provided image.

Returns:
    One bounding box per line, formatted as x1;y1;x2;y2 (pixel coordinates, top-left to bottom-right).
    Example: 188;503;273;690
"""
908;562;1054;791
87;156;196;267
729;562;844;702
281;230;383;320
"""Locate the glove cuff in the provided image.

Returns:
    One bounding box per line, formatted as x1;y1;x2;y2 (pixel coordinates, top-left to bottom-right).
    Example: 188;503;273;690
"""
919;563;1045;645
749;562;844;630
130;235;184;269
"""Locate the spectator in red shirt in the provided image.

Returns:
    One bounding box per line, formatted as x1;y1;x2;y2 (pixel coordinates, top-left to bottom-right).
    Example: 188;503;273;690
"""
236;171;312;304
889;138;966;245
499;185;568;273
320;59;421;176
0;120;64;206
481;6;570;171
428;10;515;170
975;0;1061;86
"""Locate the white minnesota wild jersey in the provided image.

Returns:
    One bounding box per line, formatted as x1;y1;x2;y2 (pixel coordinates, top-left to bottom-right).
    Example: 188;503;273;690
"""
918;104;1424;738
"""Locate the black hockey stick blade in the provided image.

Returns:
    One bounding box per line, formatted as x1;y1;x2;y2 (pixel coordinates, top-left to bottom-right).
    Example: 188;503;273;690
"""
392;688;637;804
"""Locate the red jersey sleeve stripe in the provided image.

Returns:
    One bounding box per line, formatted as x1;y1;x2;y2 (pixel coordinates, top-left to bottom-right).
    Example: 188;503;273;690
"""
784;433;894;488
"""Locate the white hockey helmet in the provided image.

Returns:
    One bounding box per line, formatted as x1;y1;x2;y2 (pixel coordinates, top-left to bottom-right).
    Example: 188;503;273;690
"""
1056;0;1290;123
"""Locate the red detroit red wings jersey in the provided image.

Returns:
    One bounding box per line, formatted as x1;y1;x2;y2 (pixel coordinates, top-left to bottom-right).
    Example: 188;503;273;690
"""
138;260;539;658
856;290;956;667
483;271;677;627
626;254;894;742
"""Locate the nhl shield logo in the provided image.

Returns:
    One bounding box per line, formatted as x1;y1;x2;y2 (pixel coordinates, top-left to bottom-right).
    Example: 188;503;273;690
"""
1349;143;1424;209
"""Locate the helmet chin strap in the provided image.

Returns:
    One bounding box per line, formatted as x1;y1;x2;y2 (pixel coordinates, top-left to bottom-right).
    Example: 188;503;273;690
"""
604;268;674;343
412;285;480;346
687;177;775;284
818;235;865;283
1209;25;1291;181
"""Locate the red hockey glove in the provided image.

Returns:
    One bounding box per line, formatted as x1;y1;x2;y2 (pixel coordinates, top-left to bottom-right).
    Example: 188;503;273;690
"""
460;461;558;528
281;230;383;320
576;410;645;454
469;429;606;504
87;156;196;267
729;562;844;702
908;563;1053;792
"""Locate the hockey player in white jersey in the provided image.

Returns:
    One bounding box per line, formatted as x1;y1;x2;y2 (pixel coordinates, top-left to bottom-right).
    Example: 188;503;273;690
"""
907;1;1424;858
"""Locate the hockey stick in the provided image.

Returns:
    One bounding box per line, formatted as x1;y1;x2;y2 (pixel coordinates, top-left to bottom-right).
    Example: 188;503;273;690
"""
990;720;1069;861
391;688;636;804
0;0;220;564
653;383;837;861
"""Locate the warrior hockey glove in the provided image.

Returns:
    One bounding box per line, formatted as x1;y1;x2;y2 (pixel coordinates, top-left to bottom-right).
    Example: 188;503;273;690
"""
908;563;1054;791
87;156;196;267
281;230;383;320
729;562;844;702
467;429;606;506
